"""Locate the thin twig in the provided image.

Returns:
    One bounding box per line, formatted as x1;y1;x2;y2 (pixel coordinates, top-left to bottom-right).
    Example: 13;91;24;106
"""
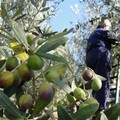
44;107;57;120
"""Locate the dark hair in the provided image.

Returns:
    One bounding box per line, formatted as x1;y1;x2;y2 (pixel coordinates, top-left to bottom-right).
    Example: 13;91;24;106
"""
97;25;101;28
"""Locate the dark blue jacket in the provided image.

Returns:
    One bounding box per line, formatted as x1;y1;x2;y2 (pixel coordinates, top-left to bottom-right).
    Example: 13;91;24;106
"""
86;28;118;53
86;28;119;70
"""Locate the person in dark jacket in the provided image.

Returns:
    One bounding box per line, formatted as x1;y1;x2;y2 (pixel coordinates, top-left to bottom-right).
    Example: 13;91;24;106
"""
85;19;119;110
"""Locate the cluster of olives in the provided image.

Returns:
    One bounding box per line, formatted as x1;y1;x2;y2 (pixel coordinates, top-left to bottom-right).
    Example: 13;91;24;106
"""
66;68;102;104
0;54;52;111
67;92;99;106
82;68;102;91
0;54;44;89
0;54;68;112
67;87;87;103
0;56;19;88
18;82;54;111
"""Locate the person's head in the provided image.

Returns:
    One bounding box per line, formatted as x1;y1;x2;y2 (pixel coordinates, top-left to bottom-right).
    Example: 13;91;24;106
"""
97;19;111;30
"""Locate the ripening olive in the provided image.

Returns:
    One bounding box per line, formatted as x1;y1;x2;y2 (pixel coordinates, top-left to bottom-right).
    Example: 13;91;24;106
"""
38;82;54;101
82;69;93;81
18;63;33;81
73;87;86;100
0;71;14;88
27;55;44;70
6;56;19;71
91;77;102;91
18;93;33;111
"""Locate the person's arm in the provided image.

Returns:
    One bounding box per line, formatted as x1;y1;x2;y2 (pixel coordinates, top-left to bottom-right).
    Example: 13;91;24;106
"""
107;31;120;44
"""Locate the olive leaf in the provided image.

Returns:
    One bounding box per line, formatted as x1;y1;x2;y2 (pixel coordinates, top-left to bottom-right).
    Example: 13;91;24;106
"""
11;6;24;19
53;80;72;93
36;52;68;64
72;102;99;120
1;2;7;18
57;106;74;120
11;20;29;50
0;90;24;119
0;60;6;68
36;36;68;53
104;103;120;120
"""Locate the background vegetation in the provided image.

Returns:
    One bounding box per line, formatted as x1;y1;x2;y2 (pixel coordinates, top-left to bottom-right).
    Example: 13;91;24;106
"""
0;0;120;120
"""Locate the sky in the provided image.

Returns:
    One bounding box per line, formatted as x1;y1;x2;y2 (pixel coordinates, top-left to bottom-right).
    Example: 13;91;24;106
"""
0;0;86;34
49;0;86;32
0;0;86;33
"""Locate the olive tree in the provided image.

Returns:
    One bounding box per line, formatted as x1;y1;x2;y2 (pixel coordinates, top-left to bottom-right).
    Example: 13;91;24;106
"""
0;0;120;120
